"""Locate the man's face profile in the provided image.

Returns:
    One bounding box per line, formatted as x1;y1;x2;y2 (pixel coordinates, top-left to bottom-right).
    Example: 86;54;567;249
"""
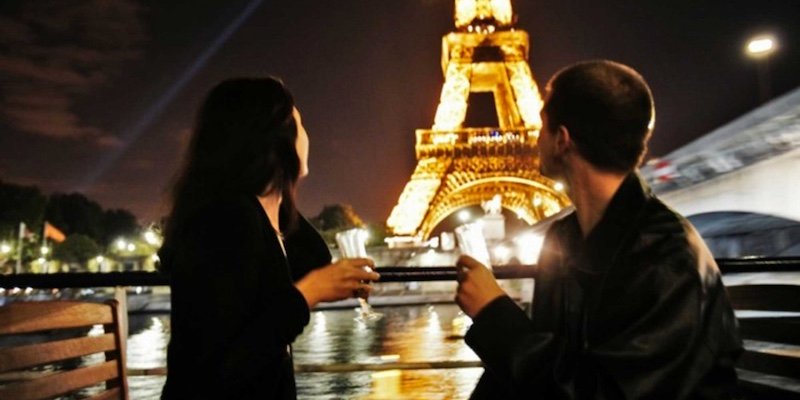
537;92;559;180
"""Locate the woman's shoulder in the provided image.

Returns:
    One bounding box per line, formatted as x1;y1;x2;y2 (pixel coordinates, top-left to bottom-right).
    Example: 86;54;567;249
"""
187;194;263;233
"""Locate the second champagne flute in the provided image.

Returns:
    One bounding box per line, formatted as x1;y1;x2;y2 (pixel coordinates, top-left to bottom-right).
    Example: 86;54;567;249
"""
335;228;383;322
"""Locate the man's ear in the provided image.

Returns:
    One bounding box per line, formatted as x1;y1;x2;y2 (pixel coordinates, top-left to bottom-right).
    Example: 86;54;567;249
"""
555;125;573;155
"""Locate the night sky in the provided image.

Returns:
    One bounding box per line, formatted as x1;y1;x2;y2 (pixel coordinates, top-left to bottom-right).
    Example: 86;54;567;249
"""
1;0;798;224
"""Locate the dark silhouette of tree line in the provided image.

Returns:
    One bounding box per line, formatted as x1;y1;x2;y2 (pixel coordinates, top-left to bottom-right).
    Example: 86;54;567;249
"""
0;179;140;269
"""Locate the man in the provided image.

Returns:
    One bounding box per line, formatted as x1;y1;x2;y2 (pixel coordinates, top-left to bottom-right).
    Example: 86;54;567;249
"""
455;60;742;399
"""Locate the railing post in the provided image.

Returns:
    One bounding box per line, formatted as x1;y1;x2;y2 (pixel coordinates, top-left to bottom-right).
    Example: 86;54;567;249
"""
114;286;129;356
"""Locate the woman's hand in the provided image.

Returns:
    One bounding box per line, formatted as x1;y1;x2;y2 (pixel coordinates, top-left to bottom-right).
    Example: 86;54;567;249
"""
295;258;380;309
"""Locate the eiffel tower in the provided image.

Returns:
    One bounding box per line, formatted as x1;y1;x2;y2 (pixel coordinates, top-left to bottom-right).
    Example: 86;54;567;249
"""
386;0;570;240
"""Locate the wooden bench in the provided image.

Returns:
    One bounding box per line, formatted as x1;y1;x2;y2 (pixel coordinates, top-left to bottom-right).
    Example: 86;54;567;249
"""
728;284;800;399
0;300;129;400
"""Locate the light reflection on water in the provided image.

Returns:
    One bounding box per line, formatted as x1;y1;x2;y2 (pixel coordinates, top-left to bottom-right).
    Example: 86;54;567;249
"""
126;304;481;399
293;304;481;399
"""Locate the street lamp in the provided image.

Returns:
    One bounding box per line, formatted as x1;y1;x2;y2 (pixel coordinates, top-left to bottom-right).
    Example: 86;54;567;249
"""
115;239;127;251
143;229;162;246
745;34;778;103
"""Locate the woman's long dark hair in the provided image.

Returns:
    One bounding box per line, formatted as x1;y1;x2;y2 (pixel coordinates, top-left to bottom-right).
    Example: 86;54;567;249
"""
159;77;301;272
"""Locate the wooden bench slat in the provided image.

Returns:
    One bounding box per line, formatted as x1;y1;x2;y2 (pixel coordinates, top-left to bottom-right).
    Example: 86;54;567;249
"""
738;350;800;380
88;386;123;400
0;333;117;373
738;318;800;346
737;369;800;400
728;285;800;312
0;301;114;334
0;360;119;400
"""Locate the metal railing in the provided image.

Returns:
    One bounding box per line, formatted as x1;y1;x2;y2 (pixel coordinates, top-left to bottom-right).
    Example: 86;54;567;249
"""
3;257;799;288
1;257;799;376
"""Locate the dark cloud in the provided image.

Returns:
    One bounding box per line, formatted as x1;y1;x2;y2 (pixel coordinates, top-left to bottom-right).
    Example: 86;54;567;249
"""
0;0;146;146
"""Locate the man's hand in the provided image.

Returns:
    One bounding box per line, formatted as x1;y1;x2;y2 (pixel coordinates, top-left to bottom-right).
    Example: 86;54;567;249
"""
455;255;506;318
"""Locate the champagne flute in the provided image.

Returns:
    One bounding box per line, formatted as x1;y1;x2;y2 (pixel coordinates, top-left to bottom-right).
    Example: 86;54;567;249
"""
454;222;492;268
335;228;383;322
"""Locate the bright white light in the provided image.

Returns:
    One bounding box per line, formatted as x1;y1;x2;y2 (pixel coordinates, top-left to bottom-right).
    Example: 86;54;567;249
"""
0;243;11;254
514;233;545;265
36;257;46;264
95;255;105;263
532;195;543;207
554;182;565;191
312;311;327;335
40;246;50;255
420;249;438;266
151;254;160;262
88;324;105;337
492;245;512;263
143;230;160;246
458;210;471;222
746;36;775;56
115;239;127;251
126;243;136;252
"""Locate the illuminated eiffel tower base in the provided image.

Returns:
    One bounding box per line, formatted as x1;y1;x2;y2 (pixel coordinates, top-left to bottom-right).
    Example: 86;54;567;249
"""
387;0;570;240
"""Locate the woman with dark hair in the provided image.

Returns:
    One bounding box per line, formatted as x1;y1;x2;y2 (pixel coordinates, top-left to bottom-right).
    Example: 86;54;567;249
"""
158;77;378;399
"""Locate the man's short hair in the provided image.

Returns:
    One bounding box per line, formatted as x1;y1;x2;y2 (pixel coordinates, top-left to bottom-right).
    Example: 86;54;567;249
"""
542;60;655;173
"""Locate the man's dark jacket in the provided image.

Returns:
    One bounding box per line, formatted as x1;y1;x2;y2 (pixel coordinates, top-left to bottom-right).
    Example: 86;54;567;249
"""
159;195;331;399
466;173;742;399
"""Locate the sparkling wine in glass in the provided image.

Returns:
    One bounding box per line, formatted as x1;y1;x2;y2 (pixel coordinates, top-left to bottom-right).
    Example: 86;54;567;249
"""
335;228;382;322
454;222;492;268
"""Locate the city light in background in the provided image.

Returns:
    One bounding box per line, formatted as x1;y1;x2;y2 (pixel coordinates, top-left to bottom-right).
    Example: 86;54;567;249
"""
746;35;777;57
745;33;779;103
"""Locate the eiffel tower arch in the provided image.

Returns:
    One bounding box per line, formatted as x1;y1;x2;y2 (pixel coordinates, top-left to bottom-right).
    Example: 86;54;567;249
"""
387;0;570;240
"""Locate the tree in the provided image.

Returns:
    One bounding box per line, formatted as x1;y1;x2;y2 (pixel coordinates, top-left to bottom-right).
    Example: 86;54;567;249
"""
102;209;140;245
53;234;101;265
45;193;105;241
0;180;46;239
310;204;365;231
365;222;389;247
310;204;369;246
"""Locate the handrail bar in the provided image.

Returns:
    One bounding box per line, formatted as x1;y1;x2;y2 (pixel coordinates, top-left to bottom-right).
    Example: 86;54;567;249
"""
295;360;483;373
1;257;799;289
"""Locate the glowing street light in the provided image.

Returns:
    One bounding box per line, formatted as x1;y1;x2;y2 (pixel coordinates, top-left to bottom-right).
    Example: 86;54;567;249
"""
746;36;775;57
745;34;778;103
115;239;127;251
143;229;161;246
0;243;11;254
40;246;50;256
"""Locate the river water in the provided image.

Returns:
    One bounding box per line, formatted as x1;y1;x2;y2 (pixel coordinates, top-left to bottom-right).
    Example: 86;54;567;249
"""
125;304;483;399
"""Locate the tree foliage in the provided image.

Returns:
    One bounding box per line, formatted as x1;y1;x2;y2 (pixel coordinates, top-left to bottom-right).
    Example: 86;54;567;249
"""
45;193;105;240
53;234;101;264
102;209;139;245
309;204;389;246
310;204;364;231
0;180;46;239
0;180;141;247
45;193;140;245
